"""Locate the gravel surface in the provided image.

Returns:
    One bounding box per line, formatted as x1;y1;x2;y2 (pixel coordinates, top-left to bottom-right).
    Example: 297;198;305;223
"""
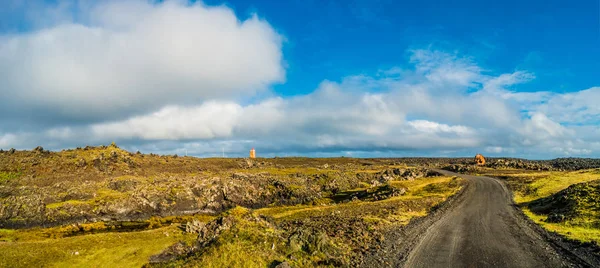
363;170;597;268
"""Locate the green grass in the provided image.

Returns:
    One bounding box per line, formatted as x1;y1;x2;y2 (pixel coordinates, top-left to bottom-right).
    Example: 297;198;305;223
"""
46;200;90;209
0;225;196;268
0;175;464;268
492;169;600;245
162;207;294;268
0;151;465;267
45;188;129;212
178;239;277;268
511;170;600;203
0;171;21;183
523;208;600;244
257;176;462;221
161;177;464;267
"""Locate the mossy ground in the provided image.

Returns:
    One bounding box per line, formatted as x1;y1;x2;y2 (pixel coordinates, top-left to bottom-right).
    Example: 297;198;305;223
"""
0;176;462;268
257;176;461;221
0;214;215;242
1;146;424;228
523;208;600;244
0;146;464;267
161;176;463;267
0;225;197;268
482;168;600;244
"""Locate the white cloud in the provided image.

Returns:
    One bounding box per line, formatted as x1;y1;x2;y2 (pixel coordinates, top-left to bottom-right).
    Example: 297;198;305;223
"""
83;56;591;157
407;120;474;135
410;49;482;88
482;71;535;92
535;87;600;124
551;147;592;156
91;102;242;140
0;0;284;122
0;134;19;148
521;112;572;139
0;24;598;159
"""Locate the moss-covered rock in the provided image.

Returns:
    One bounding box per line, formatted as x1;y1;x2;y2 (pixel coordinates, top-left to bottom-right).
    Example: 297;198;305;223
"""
528;179;600;225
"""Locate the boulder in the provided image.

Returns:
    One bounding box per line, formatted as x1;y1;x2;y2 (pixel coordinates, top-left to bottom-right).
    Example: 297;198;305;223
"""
184;219;206;233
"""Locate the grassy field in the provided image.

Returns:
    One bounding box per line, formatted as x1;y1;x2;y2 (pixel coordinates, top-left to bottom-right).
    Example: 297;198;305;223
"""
0;225;197;268
165;176;463;267
522;208;600;243
482;168;600;244
0;176;463;268
256;176;460;221
0;147;467;267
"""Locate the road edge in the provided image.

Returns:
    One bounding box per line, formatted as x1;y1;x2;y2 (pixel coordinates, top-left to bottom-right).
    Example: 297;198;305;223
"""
498;177;600;268
360;174;471;267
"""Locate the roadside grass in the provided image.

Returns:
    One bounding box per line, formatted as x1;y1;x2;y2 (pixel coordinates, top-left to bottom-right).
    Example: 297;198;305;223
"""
0;225;196;268
510;170;600;203
522;208;600;244
256;176;462;221
0;176;463;268
491;169;600;244
160;176;464;267
0;148;464;267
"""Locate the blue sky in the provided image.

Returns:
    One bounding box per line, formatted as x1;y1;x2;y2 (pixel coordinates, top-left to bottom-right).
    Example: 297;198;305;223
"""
0;0;599;158
204;0;599;97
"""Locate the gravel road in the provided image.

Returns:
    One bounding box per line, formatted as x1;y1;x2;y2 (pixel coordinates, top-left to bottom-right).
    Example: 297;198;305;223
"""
401;170;586;268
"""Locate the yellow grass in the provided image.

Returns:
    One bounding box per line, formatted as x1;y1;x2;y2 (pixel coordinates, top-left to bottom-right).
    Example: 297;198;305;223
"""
512;170;600;203
523;208;600;244
257;176;461;220
492;169;600;245
0;225;196;268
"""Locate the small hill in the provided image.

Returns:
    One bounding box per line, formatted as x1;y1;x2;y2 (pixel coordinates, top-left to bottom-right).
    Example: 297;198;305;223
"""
528;179;600;225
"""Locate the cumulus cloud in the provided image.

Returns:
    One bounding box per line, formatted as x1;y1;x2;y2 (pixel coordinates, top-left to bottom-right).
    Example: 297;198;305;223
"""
535;87;600;125
91;102;242;140
407;120;474;135
74;50;599;157
4;49;495;153
521;112;572;139
0;2;598;158
0;0;284;123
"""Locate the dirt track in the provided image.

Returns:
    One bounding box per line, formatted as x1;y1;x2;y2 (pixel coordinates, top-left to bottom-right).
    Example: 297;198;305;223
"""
401;170;586;268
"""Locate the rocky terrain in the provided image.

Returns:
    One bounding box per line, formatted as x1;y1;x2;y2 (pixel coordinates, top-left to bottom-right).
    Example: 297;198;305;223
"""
528;180;600;224
144;176;463;267
2;146;599;267
441;157;600;172
0;145;439;229
1;145;465;267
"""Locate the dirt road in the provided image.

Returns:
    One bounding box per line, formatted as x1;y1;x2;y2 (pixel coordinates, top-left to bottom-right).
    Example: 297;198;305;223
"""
402;170;580;268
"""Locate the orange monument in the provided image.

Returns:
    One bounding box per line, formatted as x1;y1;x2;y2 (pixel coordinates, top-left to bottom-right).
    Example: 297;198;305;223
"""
474;154;486;165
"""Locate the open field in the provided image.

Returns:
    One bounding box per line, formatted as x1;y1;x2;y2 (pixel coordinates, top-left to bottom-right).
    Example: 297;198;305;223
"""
2;146;600;267
0;146;463;267
0;225;196;268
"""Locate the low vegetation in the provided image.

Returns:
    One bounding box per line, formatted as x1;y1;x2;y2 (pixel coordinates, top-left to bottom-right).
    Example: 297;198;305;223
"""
1;145;443;229
0;225;197;268
150;176;463;267
481;168;600;244
0;145;465;267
